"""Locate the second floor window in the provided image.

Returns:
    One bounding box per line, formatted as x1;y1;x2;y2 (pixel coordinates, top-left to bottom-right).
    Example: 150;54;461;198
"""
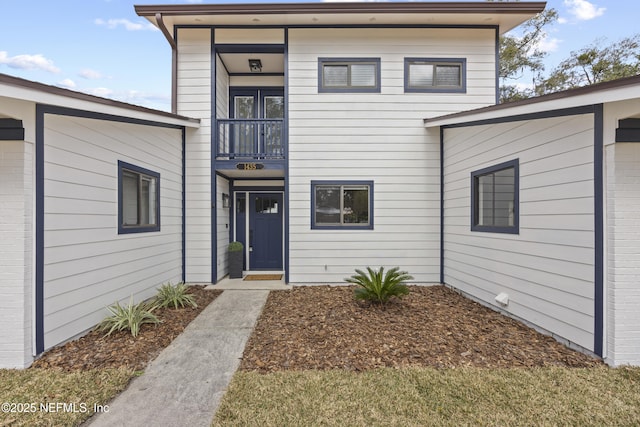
318;58;381;93
405;58;466;93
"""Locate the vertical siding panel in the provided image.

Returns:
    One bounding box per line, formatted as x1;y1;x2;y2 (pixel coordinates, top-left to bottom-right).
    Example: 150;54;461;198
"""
288;27;496;283
442;114;596;350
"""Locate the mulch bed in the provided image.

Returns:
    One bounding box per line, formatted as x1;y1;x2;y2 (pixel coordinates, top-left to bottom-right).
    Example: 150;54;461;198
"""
30;284;601;374
240;285;602;372
31;286;222;371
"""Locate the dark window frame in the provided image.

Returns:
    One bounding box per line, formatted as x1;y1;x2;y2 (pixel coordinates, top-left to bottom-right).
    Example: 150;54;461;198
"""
311;180;374;230
118;160;161;234
404;57;467;93
318;58;381;93
471;159;519;234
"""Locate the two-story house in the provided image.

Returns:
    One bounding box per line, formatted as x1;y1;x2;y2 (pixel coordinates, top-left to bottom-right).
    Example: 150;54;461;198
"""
3;2;640;369
134;1;545;285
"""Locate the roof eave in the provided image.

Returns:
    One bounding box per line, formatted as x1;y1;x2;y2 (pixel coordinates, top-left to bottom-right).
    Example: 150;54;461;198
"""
424;74;640;128
135;2;547;17
0;73;199;127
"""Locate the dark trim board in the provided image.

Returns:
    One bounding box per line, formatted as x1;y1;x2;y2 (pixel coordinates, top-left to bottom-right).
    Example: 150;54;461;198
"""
211;28;218;284
439;126;445;284
284;27;290;284
593;104;604;357
34;104;188;355
182;129;186;283
440;105;597;129
215;44;284;54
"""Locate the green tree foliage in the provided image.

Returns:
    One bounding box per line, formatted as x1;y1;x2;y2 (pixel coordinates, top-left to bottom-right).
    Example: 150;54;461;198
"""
498;8;559;102
537;35;640;95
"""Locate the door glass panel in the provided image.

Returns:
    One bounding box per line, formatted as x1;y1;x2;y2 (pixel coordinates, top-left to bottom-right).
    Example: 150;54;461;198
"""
264;96;284;119
236;194;246;215
234;96;255;119
233;96;255;155
264;96;284;157
255;196;279;214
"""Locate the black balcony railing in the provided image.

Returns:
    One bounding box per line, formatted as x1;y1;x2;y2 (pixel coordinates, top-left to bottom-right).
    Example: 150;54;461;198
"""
216;119;284;159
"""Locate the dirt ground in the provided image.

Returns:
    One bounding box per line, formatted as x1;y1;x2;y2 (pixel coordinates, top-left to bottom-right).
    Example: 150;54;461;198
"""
31;286;222;371
32;284;601;373
239;285;601;372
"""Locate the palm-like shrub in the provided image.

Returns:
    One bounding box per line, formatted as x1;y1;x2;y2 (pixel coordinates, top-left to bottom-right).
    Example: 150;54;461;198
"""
155;282;198;309
98;297;160;337
346;266;413;305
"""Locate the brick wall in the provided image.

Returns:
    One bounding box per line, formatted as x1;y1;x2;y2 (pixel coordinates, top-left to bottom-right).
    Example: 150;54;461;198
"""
607;142;640;366
0;140;33;368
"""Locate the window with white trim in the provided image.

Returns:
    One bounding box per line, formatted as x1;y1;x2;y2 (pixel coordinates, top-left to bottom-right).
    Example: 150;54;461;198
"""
311;181;373;229
405;58;466;93
118;161;160;234
318;58;381;93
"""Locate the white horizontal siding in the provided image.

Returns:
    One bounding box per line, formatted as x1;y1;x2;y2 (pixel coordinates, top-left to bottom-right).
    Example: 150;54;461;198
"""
42;115;183;350
288;27;495;283
178;27;213;282
442;113;596;351
606;142;640;366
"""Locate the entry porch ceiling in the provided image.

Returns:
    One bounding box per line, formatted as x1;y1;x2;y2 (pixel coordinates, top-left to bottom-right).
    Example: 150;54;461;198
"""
136;2;546;36
219;53;284;75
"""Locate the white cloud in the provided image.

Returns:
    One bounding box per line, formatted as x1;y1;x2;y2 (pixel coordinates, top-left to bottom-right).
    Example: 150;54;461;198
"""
77;86;170;111
57;78;76;89
84;87;114;98
94;18;158;31
79;68;105;80
564;0;605;21
537;36;561;54
0;51;61;73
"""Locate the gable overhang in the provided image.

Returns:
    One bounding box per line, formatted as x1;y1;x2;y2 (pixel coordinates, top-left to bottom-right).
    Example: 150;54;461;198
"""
0;73;199;129
424;75;640;129
136;2;546;35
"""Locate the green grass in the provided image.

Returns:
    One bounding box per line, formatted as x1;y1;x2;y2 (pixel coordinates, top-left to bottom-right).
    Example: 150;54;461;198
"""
213;366;640;426
0;368;134;427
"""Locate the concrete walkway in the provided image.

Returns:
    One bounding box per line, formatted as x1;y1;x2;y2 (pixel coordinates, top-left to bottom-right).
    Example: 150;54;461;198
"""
86;290;269;427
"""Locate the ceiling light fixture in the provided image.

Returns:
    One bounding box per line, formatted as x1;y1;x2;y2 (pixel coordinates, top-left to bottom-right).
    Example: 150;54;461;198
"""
248;58;262;73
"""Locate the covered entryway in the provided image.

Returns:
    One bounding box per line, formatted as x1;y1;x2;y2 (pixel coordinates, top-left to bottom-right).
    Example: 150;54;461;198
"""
235;191;284;271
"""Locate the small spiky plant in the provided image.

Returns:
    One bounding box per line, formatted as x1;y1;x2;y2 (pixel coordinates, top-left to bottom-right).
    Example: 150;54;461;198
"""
346;266;413;305
155;282;198;309
98;297;160;337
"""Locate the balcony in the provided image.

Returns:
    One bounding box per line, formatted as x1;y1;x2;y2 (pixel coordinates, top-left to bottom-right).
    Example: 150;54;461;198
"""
216;119;285;160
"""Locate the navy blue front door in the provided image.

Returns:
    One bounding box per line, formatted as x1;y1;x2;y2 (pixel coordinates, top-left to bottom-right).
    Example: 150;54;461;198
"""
248;193;283;270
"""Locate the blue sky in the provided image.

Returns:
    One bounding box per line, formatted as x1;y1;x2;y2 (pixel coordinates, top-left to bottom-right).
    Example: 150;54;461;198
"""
0;0;634;111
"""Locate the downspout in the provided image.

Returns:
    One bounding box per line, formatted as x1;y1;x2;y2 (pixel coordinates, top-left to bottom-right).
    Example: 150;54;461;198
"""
155;13;178;114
